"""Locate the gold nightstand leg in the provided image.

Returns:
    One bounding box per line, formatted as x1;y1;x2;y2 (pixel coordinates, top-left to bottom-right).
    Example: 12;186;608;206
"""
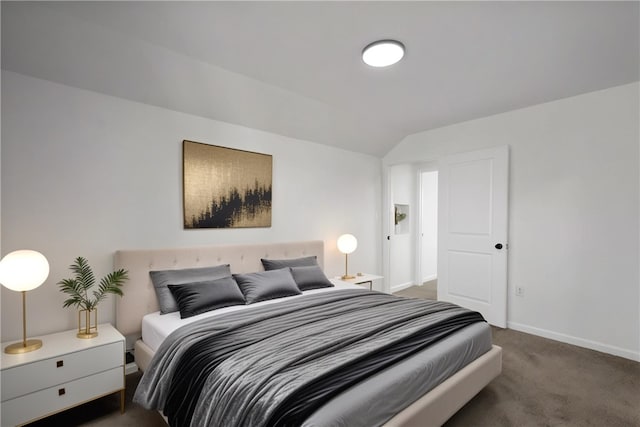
120;388;125;413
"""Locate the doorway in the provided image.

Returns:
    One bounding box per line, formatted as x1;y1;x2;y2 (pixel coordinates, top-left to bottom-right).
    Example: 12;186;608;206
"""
386;163;438;299
384;146;509;327
418;169;438;300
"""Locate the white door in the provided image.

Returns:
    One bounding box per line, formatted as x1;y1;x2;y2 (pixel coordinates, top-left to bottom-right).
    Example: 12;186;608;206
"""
437;146;508;327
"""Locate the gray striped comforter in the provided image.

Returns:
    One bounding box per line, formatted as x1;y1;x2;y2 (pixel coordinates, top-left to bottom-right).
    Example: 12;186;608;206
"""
134;289;485;427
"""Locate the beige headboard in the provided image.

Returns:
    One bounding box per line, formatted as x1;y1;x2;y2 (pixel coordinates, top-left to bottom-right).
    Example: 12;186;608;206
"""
114;240;324;336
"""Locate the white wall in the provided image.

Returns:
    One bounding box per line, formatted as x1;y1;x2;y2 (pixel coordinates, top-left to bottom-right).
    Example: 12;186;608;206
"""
385;82;640;361
1;71;382;342
420;171;438;283
1;2;400;157
389;164;414;290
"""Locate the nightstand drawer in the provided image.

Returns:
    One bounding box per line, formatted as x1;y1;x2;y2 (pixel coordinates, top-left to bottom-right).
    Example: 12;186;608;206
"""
1;366;123;427
1;341;123;401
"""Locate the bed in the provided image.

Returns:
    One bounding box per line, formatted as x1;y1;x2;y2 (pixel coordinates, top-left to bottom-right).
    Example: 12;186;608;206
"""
115;240;501;426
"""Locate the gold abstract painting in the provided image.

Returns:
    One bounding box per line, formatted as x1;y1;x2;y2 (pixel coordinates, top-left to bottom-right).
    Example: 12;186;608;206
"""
183;140;272;229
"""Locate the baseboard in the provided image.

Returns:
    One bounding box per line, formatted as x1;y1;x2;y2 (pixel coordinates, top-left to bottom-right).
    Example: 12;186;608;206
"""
391;282;414;292
125;361;139;375
422;274;437;283
507;321;640;362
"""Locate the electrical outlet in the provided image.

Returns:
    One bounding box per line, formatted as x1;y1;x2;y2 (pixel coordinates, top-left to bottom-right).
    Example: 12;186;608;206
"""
515;286;525;297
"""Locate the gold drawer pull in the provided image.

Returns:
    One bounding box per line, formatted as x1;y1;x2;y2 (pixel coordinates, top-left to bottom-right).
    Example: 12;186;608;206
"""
58;388;66;396
56;360;64;368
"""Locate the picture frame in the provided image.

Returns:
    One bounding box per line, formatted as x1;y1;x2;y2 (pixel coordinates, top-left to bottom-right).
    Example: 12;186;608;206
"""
183;140;272;229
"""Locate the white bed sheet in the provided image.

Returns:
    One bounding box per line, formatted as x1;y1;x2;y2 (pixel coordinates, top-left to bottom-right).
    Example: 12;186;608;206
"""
141;280;365;352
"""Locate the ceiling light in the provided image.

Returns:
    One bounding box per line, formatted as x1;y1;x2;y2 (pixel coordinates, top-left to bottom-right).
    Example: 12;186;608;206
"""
362;40;405;67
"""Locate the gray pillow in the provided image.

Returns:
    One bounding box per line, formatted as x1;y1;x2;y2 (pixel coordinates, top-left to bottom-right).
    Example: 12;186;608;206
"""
168;276;246;319
233;268;301;304
149;264;231;314
289;265;334;291
261;255;318;271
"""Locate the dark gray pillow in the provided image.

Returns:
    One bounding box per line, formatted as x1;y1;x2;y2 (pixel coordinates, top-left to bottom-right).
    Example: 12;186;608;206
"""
168;277;246;319
150;264;231;314
233;269;301;304
289;265;334;291
261;256;318;271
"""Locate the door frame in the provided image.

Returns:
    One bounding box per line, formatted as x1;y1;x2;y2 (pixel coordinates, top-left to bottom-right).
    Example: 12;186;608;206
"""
383;158;439;294
383;149;508;325
382;164;393;294
415;162;438;290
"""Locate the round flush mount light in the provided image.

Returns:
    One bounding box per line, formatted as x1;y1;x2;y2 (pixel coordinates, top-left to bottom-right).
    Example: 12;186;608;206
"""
362;40;405;67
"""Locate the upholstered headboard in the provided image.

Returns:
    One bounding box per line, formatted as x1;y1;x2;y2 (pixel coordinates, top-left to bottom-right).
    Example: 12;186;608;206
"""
114;240;324;336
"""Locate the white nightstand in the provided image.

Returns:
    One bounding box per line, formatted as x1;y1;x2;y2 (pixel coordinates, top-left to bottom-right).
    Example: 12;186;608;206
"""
1;323;125;426
341;274;384;290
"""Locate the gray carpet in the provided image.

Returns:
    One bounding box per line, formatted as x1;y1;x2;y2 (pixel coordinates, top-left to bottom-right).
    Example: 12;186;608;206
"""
27;286;640;426
446;326;639;427
395;279;437;300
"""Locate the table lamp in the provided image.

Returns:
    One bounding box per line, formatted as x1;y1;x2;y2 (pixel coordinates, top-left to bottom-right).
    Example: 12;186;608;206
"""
337;234;358;280
0;250;50;354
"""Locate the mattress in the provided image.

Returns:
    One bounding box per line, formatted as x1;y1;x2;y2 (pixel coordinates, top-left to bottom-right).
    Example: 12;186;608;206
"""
140;283;492;426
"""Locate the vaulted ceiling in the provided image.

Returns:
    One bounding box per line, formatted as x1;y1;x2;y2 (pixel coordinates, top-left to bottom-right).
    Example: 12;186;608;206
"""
3;1;638;156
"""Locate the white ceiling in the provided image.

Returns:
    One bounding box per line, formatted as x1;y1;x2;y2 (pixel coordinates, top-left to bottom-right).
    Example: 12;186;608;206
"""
2;1;639;156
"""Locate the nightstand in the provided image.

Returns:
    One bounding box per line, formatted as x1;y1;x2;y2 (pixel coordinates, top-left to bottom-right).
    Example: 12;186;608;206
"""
1;323;125;426
341;274;384;290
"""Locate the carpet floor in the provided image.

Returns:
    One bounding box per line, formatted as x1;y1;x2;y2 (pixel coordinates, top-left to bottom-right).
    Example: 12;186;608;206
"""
26;285;640;426
395;279;437;300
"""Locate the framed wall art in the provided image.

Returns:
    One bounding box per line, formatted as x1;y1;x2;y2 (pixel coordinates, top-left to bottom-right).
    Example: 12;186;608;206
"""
183;140;272;229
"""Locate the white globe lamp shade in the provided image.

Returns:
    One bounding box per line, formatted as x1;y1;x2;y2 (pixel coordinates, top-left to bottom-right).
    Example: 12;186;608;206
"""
0;250;50;292
362;40;405;67
337;234;358;255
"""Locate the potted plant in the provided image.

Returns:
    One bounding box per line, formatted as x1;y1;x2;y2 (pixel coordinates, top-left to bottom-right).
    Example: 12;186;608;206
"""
394;206;407;225
58;257;128;338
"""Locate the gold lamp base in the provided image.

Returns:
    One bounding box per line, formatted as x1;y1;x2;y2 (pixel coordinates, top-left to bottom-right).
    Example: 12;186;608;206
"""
341;274;355;280
4;339;42;354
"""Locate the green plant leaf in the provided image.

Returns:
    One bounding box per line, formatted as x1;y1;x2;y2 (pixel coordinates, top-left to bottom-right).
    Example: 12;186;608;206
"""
92;269;128;305
58;258;128;311
70;257;95;293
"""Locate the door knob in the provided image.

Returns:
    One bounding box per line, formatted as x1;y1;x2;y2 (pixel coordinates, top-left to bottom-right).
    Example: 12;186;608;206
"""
495;243;503;250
